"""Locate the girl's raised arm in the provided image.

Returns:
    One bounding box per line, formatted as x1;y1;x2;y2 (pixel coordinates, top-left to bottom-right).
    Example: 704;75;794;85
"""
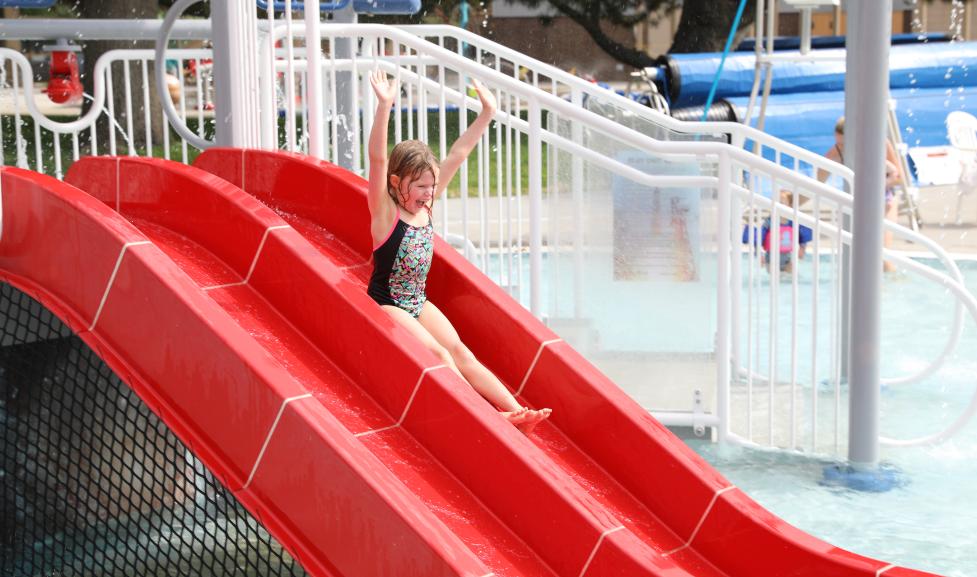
437;78;497;197
368;69;397;220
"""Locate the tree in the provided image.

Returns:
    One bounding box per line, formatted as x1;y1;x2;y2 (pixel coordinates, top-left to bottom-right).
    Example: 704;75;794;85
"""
668;0;757;54
501;0;756;68
78;0;165;155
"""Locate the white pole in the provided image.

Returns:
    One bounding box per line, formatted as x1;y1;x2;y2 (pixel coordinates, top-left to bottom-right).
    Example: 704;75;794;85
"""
528;99;543;317
571;88;584;318
260;3;277;149
333;3;357;169
304;0;325;158
847;0;892;469
211;0;259;147
716;150;731;444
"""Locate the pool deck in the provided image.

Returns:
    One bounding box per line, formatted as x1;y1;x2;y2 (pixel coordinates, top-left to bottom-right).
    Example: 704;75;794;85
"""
894;183;977;256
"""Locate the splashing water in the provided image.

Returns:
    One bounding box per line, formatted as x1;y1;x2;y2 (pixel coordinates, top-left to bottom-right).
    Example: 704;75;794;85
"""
82;91;134;152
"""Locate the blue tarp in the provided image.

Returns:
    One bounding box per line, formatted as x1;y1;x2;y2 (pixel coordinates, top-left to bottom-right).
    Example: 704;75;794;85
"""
726;84;977;160
665;41;977;108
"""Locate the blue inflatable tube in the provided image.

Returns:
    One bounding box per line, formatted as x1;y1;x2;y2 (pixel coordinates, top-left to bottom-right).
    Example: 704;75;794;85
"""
662;41;977;108
735;33;949;52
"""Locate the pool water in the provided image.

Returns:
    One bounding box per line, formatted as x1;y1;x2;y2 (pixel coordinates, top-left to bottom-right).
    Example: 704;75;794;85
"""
489;252;977;576
687;437;977;577
696;258;977;577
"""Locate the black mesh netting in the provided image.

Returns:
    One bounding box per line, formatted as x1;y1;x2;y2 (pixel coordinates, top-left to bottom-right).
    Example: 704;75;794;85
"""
0;281;308;577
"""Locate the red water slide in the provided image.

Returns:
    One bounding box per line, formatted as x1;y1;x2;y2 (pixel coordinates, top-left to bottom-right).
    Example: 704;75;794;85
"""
0;155;935;577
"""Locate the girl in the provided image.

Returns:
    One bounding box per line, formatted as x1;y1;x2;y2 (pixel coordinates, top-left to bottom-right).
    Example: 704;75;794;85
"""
366;69;552;434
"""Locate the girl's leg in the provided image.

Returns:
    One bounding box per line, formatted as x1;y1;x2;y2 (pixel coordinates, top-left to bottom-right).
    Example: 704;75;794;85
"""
417;302;551;433
381;305;464;377
380;304;533;423
416;301;523;412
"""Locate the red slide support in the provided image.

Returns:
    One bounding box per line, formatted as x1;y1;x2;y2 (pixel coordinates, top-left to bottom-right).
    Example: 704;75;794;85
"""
0;155;937;577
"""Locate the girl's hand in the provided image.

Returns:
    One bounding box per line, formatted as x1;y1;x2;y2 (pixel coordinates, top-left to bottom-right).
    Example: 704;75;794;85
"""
472;78;496;116
370;69;397;105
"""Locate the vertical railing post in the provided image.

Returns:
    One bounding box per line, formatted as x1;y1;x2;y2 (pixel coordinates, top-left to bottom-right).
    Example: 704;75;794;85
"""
259;4;276;149
729;133;744;378
528;98;543;317
304;0;325;159
334;3;357;170
211;0;260;147
716;149;732;443
570;87;584;318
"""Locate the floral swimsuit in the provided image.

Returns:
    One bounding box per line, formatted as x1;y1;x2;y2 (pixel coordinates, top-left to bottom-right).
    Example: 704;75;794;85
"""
367;209;434;318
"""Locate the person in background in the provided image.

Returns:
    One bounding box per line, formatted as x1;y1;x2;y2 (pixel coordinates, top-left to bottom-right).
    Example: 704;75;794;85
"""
818;116;903;272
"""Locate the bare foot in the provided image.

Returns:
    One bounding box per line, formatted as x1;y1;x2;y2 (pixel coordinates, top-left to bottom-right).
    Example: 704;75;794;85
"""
502;407;529;425
514;408;552;435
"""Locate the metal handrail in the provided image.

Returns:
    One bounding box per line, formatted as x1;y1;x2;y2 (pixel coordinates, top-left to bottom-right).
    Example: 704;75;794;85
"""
155;0;212;150
0;46;209;135
730;187;977;447
400;24;854;186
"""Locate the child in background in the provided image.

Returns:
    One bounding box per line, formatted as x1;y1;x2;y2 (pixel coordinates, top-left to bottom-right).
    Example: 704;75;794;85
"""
366;69;552;434
744;190;812;274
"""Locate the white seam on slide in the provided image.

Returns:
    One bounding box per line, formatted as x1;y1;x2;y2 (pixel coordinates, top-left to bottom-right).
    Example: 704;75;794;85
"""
578;525;625;577
877;564;896;576
244;225;290;283
243;393;313;489
355;365;448;438
201;281;245;291
89;241;151;331
664;485;736;556
514;338;562;396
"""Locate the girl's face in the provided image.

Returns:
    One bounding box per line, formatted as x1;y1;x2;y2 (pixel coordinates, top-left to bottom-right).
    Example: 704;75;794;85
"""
393;168;438;213
835;130;844;149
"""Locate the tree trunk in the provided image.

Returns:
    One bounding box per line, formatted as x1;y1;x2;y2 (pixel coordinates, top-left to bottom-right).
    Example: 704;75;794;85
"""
80;0;164;156
668;0;756;54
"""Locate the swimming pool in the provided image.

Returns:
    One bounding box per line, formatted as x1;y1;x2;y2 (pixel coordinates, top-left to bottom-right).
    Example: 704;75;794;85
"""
489;252;977;576
691;258;977;577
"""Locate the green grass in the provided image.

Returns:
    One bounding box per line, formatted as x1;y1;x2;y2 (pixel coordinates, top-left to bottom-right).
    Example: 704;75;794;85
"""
1;115;215;176
2;111;547;198
385;109;548;198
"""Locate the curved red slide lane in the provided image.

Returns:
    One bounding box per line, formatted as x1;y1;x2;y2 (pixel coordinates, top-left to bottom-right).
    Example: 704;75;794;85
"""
190;148;938;577
63;156;697;577
0;164;508;577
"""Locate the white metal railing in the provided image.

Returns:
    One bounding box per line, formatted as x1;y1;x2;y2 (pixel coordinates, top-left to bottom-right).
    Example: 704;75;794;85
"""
0;47;214;176
2;17;975;457
400;25;854;187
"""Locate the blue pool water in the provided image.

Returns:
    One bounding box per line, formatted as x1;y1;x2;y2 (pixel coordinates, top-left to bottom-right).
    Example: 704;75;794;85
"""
489;252;977;576
698;259;977;577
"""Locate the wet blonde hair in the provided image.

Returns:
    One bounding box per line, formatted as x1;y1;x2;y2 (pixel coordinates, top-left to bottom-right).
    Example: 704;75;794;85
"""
387;140;439;213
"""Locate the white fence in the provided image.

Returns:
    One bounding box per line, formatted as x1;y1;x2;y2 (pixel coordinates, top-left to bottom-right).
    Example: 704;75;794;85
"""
1;14;975;457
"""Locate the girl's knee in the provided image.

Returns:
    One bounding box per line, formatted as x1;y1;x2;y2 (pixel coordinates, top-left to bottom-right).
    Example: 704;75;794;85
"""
449;343;477;368
431;344;455;366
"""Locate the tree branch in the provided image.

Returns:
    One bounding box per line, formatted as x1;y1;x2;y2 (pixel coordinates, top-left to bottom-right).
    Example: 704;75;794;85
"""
548;0;658;70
